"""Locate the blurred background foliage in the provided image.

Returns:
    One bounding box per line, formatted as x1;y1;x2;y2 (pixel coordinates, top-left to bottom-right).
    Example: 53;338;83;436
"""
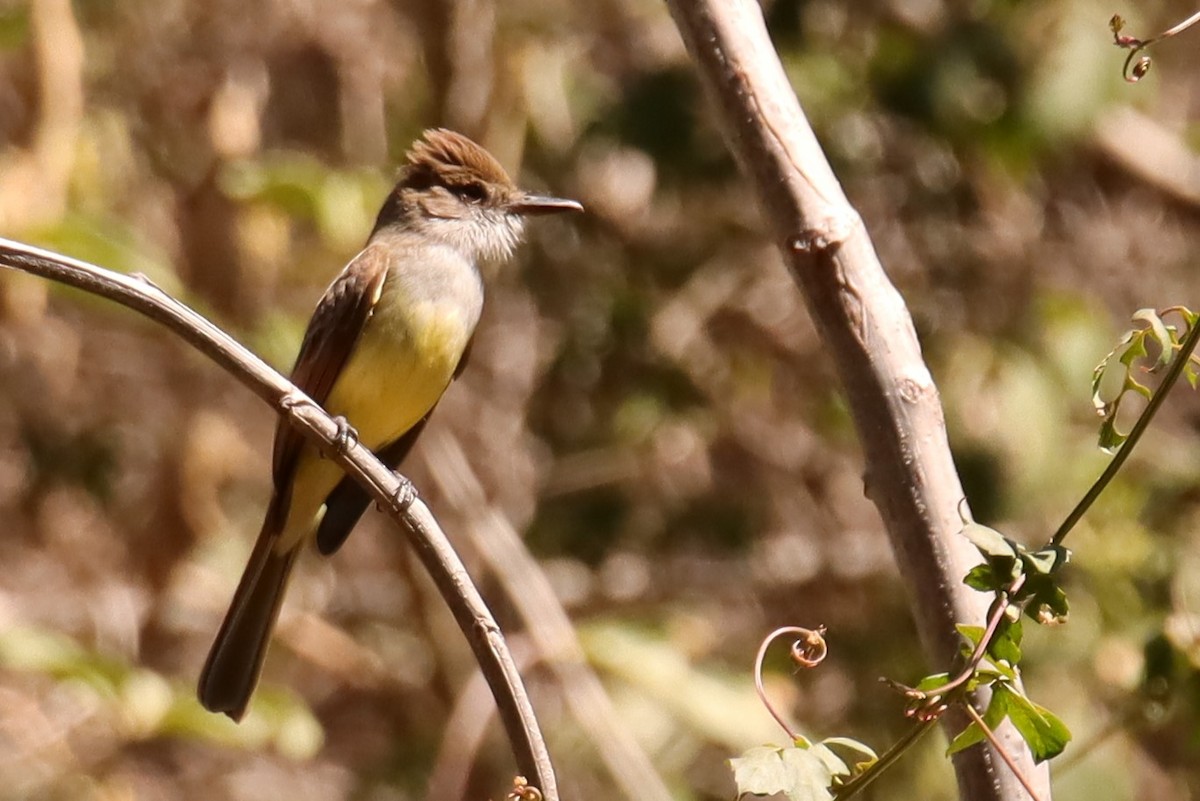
0;0;1198;799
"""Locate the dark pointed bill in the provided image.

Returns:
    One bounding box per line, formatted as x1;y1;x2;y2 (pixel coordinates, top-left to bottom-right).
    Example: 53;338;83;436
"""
508;193;584;215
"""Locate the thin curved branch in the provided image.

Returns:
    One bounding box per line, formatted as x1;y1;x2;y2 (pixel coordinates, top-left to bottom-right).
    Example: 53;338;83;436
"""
424;430;676;801
0;237;558;801
663;2;1046;799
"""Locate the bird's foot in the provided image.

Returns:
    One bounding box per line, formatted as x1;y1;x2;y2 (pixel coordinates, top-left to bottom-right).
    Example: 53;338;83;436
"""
330;415;359;455
388;475;418;513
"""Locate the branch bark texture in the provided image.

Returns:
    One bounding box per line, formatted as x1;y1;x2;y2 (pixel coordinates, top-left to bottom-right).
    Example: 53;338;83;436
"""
663;2;1047;799
0;238;558;801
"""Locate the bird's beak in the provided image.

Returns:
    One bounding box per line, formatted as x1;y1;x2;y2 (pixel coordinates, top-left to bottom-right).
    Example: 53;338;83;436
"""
508;193;584;216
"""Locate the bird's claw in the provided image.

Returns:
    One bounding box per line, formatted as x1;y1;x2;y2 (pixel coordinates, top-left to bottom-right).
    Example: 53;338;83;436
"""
389;475;418;513
331;416;359;454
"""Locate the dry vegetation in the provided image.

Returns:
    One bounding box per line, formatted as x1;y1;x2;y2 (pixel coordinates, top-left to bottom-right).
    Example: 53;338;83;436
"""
0;1;1199;800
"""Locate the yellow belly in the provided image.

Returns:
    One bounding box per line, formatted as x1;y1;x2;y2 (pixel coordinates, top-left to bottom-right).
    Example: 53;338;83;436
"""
277;278;477;551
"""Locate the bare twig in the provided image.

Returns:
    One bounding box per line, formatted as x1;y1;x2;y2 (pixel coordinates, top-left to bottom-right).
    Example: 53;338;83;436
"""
663;1;1046;798
0;237;559;801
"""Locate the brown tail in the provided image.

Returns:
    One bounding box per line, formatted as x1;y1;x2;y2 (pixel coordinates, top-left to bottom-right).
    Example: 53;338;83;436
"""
198;497;299;721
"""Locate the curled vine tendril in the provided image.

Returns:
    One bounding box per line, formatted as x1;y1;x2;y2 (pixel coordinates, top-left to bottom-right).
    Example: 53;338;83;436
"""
507;776;543;801
1111;11;1200;83
754;625;829;742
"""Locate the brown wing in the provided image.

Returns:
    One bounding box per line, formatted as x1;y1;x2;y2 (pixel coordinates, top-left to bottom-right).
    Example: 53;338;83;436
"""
272;243;390;492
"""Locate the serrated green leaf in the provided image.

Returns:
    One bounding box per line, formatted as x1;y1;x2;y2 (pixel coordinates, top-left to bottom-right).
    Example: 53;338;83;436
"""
1092;335;1134;407
820;737;878;770
964;564;1000;592
1024;545;1069;575
1001;690;1072;762
946;720;985;755
914;673;950;692
989;683;1013;715
1133;308;1175;367
989;619;1023;665
974;665;1011;684
962;523;1017;559
731;746;792;797
1118;330;1149;367
1098;417;1127;452
1126;374;1153;399
956;625;985;649
778;747;837;801
731;744;842;801
1025;582;1070;625
805;744;848;779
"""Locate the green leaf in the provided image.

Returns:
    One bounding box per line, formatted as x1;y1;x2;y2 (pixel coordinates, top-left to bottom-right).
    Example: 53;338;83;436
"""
1023;545;1070;576
1001;690;1072;762
778;747;837;801
820;737;878;775
1097;417;1127;452
946;685;1010;757
989;618;1023;665
964;564;999;592
731;746;793;797
913;673;950;692
1024;581;1070;625
961;523;1024;588
1132;308;1175;367
1091;333;1134;407
974;665;1011;685
962;523;1017;559
1118;329;1149;367
803;744;848;780
956;624;985;653
946;721;985;755
730;744;842;801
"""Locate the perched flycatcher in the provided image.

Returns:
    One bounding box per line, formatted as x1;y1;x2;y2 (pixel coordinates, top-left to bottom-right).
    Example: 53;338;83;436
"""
199;129;582;720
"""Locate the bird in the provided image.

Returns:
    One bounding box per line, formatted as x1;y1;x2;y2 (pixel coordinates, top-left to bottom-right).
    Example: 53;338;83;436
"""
198;128;582;720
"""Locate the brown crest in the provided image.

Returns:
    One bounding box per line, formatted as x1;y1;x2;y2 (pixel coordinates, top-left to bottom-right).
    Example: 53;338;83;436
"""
405;129;516;191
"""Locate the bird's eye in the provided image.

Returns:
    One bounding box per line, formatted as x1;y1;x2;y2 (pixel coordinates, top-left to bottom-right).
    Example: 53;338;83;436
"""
457;182;488;203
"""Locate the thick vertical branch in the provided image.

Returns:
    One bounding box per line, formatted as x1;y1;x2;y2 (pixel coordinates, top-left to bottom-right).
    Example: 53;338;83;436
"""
664;2;1047;799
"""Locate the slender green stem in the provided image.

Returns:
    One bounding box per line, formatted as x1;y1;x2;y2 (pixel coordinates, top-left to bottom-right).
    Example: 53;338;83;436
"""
909;574;1024;706
833;720;936;800
1050;315;1200;547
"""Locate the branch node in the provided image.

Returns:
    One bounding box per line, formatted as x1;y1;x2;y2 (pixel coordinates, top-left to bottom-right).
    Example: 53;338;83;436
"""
129;271;162;290
788;212;858;255
279;391;307;413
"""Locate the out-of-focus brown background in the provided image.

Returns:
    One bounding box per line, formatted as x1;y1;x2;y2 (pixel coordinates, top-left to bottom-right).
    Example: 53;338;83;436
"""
1;0;1199;799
